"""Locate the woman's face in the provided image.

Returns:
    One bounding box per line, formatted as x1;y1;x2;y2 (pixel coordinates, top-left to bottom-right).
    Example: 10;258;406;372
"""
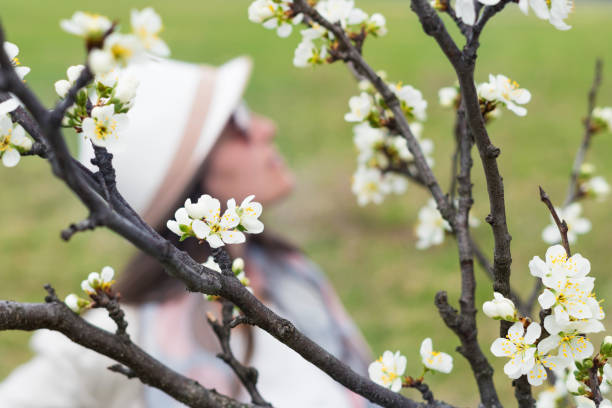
204;112;295;206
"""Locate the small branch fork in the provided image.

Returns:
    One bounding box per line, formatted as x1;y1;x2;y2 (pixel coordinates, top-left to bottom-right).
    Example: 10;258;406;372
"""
1;286;257;408
207;301;272;407
0;22;458;408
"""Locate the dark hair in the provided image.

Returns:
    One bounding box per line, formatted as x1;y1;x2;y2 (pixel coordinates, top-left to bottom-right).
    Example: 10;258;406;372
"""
116;166;297;305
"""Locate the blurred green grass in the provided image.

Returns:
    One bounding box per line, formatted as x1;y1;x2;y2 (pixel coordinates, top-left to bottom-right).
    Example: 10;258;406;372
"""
1;1;612;405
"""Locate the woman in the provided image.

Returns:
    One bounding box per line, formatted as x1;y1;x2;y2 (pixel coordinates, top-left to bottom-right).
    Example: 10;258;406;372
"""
0;57;375;407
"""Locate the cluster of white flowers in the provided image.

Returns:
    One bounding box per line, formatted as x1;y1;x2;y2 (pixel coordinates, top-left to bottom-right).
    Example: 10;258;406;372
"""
57;9;167;149
593;107;612;133
202;257;252;301
248;0;387;68
55;64;136;149
61;8;169;76
0;113;33;168
348;77;432;206
415;198;479;250
449;0;573;30
487;245;607;395
368;338;452;392
477;74;532;117
168;194;264;248
541;202;591;245
64;266;115;313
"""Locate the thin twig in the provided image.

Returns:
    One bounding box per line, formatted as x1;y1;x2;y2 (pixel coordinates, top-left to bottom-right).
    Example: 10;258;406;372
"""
539;186;571;258
61;216;101;241
565;59;604;207
208;301;273;407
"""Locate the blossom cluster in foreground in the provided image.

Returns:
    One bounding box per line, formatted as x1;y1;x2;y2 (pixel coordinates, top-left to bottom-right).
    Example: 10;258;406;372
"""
248;0;387;68
349;75;433;206
56;8;168;149
486;245;609;407
368;338;452;392
440;0;574;30
168;195;264;248
64;266;115;313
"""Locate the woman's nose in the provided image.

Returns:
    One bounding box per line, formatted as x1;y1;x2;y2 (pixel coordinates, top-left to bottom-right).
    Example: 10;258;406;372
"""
249;114;277;143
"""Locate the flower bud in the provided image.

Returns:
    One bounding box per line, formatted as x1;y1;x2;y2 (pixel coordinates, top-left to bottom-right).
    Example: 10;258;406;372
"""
601;336;612;357
232;258;245;274
482;292;517;321
580;163;596;178
54;80;71;98
65;293;90;314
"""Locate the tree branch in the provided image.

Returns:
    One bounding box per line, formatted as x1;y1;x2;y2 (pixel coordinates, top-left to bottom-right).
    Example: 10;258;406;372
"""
0;295;258;408
208;301;272;407
539;187;571;257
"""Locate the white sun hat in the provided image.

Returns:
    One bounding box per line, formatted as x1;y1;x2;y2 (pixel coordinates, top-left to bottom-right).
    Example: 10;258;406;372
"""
79;56;252;228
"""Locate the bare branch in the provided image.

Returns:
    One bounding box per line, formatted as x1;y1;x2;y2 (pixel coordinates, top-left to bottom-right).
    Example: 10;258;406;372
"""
208;301;272;407
0;295;258;408
539;186;571;258
61;216;101;241
565;59;604;206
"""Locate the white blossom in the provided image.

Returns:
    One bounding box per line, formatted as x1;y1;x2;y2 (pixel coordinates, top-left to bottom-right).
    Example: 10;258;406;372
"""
549;0;573;31
529;245;591;281
415;199;451;250
394;84;427;121
4;42;30;80
455;0;476;25
80;266;115;293
367;13;388;36
584;176;610;201
89;34;145;75
491;321;541;379
81;104;129;148
538;328;594;363
593;107;612;131
541;203;591;245
131;7;170;57
114;70;140;106
228;195;264;234
536;376;568;408
351;166;389;206
353;122;385;164
293;39;327;68
477;74;531;116
368;350;407;392
0;98;19;116
0;114;32;168
538;270;598;326
167;207;193;237
438;86;458;108
54;64;85;98
64;294;91;314
420;338;453;373
344;92;373;122
191;196;246;248
60;11;112;39
526;353;564;386
316;0;366;28
482;292;517;321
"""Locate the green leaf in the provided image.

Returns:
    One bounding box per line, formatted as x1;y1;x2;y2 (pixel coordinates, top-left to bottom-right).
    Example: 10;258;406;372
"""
179;224;190;233
236;224;247;232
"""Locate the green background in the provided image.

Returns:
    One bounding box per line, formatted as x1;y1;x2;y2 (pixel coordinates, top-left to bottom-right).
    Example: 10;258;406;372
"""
1;1;612;405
